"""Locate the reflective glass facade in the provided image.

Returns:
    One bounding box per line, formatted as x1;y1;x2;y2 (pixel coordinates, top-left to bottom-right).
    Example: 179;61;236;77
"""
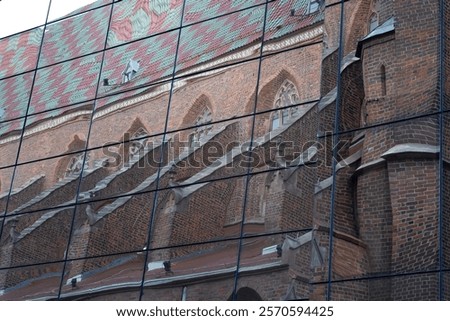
0;0;448;300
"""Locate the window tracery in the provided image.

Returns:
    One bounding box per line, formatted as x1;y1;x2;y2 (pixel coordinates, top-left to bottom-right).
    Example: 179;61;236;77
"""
189;109;212;147
271;80;300;130
129;127;149;157
65;153;87;177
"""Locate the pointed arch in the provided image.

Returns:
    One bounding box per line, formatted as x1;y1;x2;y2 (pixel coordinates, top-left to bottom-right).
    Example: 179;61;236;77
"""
368;0;380;32
343;0;371;54
228;287;263;301
380;64;387;96
254;70;300;137
54;135;88;180
181;94;214;128
122;117;149;142
181;94;214;148
271;79;301;129
256;70;299;113
121;117;150;164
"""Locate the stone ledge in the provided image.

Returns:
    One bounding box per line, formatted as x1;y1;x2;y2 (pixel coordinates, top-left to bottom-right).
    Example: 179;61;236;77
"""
381;143;439;159
315;149;362;194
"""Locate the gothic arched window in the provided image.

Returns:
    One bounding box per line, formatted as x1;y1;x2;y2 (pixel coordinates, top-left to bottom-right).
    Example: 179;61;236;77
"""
368;0;380;33
271;80;300;130
65;153;87;177
380;64;387;96
129;127;148;157
189;109;212;147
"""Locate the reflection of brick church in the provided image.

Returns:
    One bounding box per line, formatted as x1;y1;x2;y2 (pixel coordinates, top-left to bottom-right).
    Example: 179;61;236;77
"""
0;0;449;300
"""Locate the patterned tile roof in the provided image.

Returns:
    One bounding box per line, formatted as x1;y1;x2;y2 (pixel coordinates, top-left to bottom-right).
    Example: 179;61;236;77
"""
0;0;323;137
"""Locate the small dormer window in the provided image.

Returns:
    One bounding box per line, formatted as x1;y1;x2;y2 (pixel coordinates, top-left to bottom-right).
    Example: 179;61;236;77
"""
122;58;140;84
308;0;320;14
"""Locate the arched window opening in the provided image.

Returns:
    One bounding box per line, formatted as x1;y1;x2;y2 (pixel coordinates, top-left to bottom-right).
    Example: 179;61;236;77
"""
65;153;87;177
380;65;387;96
189;108;212;147
129;127;148;157
368;0;380;33
270;80;300;131
228;287;263;301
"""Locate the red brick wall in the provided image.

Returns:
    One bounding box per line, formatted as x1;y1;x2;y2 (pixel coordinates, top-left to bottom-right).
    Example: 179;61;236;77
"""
387;158;439;273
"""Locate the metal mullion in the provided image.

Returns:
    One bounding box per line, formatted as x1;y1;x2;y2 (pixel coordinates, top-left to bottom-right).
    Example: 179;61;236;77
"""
326;0;346;301
137;0;187;301
438;0;445;301
56;1;117;299
0;0;52;249
231;0;270;301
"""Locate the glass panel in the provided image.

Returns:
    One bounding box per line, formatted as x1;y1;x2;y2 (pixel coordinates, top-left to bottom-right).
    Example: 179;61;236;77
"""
443;115;450;272
331;114;439;290
8;154;94;215
39;4;111;67
444;272;450;301
59;253;143;300
107;0;183;48
67;192;156;261
31;52;103;114
99;30;178;101
250;111;318;176
442;0;449;295
263;0;323;45
0;205;73;268
149;176;245;247
167;61;259;135
0;167;44;220
0;29;43;78
183;0;265;26
257;41;322;133
0;71;34;123
90;86;170;153
0;262;63;300
0;169;13;215
176;6;264;74
390;273;439;301
17;106;92;165
83;131;166;202
235;233;312;301
0;118;25;169
156;114;251;190
143;240;239;301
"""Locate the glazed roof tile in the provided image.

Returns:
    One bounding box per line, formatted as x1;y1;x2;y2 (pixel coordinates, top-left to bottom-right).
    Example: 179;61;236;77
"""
0;0;322;137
